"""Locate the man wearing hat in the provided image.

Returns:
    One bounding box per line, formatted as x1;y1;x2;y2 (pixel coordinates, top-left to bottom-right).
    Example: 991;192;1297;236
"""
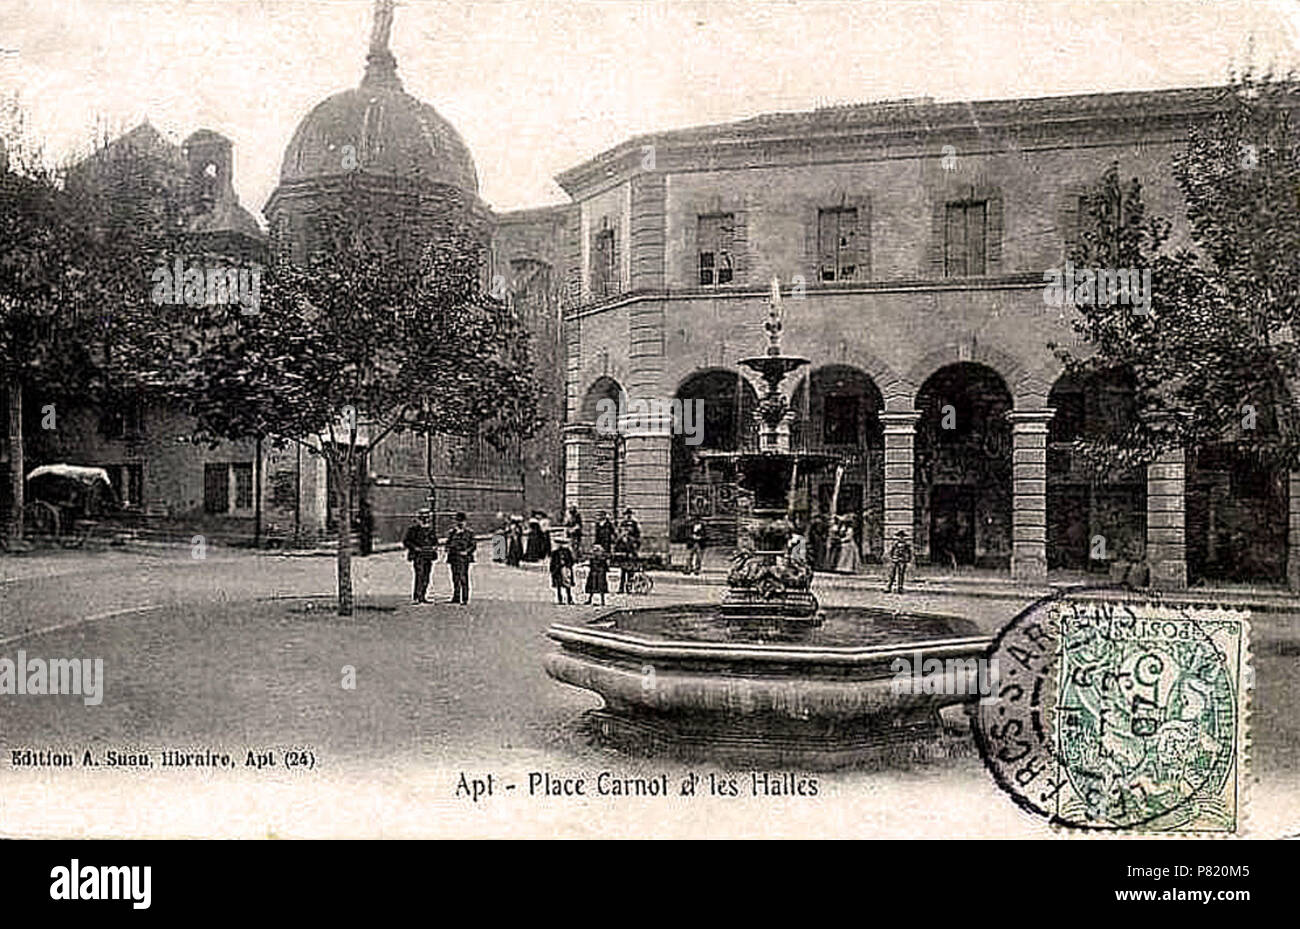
402;508;439;604
445;512;477;604
885;530;913;594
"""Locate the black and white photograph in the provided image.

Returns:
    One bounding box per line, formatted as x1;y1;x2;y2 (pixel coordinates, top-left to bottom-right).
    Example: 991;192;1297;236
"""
0;0;1297;876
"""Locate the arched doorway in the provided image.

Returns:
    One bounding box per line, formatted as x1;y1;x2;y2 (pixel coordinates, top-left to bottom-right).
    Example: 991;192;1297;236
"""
915;363;1013;569
1188;390;1289;584
580;376;625;518
790;365;884;568
1046;368;1146;572
670;369;757;546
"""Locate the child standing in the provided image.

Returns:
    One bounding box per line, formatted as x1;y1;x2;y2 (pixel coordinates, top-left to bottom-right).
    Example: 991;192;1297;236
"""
585;543;610;606
549;532;576;604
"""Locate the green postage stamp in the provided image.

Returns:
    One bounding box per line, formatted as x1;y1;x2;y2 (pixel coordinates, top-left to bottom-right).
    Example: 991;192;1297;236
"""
977;599;1251;834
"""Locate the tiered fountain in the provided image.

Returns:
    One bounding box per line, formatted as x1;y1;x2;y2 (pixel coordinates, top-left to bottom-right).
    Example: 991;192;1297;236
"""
545;286;992;768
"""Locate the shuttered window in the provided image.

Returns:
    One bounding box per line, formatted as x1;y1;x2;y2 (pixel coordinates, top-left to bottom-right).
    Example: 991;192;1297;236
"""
592;229;617;297
944;201;988;277
698;213;735;286
817;208;859;281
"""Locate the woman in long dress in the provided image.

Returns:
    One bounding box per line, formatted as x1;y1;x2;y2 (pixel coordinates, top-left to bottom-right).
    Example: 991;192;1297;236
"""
834;519;861;574
506;516;524;566
524;516;547;562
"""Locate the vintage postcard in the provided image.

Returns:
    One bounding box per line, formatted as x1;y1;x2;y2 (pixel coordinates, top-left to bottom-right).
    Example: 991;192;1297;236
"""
0;0;1297;850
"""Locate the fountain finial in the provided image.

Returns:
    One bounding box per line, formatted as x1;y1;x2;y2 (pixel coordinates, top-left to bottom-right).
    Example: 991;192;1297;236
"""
766;277;783;356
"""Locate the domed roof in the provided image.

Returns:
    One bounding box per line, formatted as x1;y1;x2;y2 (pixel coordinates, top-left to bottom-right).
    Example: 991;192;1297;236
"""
279;86;478;193
277;3;478;194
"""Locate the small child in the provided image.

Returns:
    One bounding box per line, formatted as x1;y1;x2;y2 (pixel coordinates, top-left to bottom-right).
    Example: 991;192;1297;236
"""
585;544;610;606
549;533;576;604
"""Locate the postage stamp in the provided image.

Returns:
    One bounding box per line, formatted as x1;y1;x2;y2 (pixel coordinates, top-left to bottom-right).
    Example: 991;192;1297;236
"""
974;597;1251;833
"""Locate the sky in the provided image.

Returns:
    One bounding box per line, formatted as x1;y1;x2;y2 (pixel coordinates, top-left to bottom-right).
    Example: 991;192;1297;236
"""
1;0;1297;220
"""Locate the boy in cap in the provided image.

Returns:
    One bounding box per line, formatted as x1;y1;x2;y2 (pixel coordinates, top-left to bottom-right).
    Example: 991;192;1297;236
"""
402;508;438;604
885;530;913;594
549;530;576;604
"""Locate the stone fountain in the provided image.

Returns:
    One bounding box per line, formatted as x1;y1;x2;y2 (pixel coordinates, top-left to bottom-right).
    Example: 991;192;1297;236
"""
545;285;992;768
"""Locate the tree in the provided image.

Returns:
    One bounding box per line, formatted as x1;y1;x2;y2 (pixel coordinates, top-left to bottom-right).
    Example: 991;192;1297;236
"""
169;223;541;615
0;101;105;544
1;109;189;546
1054;73;1300;476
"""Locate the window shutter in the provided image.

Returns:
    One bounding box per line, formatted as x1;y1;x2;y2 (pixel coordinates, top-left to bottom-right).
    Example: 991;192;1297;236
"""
858;199;872;280
817;210;836;281
204;464;228;514
969;201;988;276
944;204;965;277
985;195;1002;271
929;199;948;277
731;209;748;284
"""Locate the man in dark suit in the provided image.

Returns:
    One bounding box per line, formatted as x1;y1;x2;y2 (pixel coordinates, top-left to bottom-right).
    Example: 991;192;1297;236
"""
445;511;476;604
594;511;616;552
616;508;642;593
402;508;438;604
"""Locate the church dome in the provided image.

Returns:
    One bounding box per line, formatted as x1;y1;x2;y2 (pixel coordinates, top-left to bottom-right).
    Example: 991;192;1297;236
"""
277;3;478;194
279;86;478;193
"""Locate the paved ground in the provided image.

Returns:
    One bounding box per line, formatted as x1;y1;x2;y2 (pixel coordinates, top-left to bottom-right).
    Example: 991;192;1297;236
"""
0;546;1296;838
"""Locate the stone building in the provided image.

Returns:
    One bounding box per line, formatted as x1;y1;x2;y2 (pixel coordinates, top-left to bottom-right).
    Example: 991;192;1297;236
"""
261;0;564;541
6;3;567;546
554;87;1299;590
11;121;273;543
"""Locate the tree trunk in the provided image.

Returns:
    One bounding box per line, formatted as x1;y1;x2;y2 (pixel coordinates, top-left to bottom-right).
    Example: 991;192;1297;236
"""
6;376;22;543
335;455;354;617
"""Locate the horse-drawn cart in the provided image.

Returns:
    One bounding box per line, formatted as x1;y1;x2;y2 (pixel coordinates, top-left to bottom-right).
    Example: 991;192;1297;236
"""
21;464;122;548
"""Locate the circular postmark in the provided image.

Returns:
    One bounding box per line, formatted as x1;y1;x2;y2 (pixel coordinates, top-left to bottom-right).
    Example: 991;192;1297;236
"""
973;591;1242;832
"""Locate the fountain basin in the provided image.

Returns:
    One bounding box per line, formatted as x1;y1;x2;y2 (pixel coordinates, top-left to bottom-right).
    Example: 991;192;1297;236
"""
545;605;993;769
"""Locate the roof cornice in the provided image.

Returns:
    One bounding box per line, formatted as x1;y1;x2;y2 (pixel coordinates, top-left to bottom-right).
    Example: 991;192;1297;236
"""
555;84;1243;198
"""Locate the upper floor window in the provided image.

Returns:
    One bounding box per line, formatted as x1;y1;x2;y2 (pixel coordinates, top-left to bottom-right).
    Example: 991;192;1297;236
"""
944;200;988;277
818;207;859;281
698;213;735;286
591;228;617;297
100;395;144;441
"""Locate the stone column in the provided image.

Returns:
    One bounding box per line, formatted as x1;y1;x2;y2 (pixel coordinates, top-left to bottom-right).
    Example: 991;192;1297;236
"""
1008;409;1054;584
620;409;672;560
879;412;920;553
1146;448;1188;589
564;423;605;518
1287;471;1300;592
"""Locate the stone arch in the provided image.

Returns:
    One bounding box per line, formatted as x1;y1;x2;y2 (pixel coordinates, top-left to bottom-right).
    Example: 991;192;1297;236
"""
914;361;1015;569
579;376;624;425
1045;366;1146;572
906;341;1043;409
789;364;887;564
670;368;760;545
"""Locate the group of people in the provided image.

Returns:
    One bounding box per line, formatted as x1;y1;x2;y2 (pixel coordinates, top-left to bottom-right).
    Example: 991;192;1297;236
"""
539;508;644;604
405;503;916;607
804;514;914;591
402;509;478;605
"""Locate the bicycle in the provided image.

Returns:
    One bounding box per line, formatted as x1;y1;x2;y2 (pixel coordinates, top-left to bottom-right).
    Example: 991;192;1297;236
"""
614;554;654;596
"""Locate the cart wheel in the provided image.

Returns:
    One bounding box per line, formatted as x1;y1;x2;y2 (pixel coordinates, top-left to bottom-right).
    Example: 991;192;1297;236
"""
23;501;60;541
629;572;653;596
60;519;95;549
